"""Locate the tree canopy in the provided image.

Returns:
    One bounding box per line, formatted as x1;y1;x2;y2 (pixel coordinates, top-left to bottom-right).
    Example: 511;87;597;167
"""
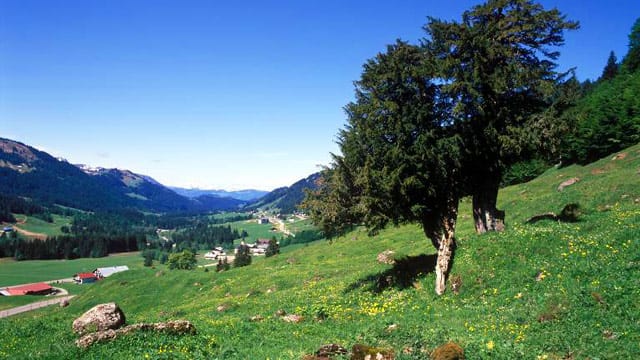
304;0;578;295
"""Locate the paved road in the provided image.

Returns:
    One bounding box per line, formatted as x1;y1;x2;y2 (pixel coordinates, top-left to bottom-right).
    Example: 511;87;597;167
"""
0;295;75;319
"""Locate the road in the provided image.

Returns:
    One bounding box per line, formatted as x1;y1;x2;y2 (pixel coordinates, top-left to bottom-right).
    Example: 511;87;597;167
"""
0;295;75;319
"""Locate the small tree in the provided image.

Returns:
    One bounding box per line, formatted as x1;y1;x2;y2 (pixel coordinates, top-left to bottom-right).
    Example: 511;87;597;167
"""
233;242;252;268
167;250;197;270
265;237;280;257
142;249;154;267
600;51;619;81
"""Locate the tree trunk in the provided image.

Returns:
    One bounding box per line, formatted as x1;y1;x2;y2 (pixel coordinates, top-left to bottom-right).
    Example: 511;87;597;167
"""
472;180;505;234
423;196;458;295
434;221;456;295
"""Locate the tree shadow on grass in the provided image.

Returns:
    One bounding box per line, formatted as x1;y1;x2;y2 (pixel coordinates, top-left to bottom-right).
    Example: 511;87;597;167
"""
344;254;437;294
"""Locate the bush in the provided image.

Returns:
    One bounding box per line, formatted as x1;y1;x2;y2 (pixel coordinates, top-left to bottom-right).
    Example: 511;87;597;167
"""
501;159;550;186
167;250;197;270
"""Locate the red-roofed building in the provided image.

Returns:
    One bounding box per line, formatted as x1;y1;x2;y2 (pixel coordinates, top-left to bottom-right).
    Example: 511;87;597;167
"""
0;282;53;296
73;272;98;284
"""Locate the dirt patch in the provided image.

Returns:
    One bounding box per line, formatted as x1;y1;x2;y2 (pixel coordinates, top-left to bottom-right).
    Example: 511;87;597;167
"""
12;225;48;240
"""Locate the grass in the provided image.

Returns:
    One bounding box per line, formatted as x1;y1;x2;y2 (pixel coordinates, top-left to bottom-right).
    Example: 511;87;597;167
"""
12;214;72;237
0;252;142;287
227;219;280;242
0;145;639;359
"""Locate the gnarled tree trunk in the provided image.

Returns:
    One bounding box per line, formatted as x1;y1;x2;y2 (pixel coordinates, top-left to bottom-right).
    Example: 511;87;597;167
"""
472;179;505;234
423;196;459;295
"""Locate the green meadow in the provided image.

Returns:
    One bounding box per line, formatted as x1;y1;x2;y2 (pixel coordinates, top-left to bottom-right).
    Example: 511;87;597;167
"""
0;252;142;287
13;214;72;238
0;145;638;359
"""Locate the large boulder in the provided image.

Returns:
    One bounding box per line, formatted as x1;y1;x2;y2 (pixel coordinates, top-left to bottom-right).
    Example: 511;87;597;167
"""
72;303;126;335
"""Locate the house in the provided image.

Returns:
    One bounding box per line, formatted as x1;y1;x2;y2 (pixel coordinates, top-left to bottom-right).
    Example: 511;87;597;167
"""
2;226;12;233
93;266;129;278
0;282;54;296
257;218;270;224
74;272;98;284
204;248;226;260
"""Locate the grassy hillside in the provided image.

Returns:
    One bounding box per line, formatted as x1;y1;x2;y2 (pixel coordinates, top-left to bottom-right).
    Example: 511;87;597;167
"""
0;145;639;359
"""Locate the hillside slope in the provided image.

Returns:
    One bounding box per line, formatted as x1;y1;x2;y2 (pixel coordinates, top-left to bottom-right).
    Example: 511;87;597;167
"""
0;145;638;359
246;172;320;214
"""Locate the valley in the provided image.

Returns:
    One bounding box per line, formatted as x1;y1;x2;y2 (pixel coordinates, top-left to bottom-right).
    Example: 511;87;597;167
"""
0;144;638;358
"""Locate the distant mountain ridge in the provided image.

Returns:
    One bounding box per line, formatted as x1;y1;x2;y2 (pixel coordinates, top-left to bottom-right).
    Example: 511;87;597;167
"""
0;138;245;213
245;172;320;214
170;187;268;202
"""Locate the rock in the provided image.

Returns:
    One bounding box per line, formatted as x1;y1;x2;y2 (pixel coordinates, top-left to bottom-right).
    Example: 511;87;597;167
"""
275;309;287;317
76;329;118;349
249;315;264;322
75;320;195;348
611;152;627;161
60;299;69;308
72;303;126;335
315;343;348;357
386;324;399;332
557;177;580;192
282;314;304;323
155;271;164;277
351;344;395;360
431;342;465;360
377;250;396;265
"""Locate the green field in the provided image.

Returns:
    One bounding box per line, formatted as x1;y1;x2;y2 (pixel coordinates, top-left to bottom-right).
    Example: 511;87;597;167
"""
0;145;638;359
0;252;142;287
12;214;72;237
227;219;280;243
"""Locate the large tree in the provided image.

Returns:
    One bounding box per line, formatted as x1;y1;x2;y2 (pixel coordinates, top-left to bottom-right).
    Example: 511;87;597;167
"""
425;0;578;233
304;41;464;295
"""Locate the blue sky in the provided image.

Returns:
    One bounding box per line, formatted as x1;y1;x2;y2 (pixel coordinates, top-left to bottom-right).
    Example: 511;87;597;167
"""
1;1;639;190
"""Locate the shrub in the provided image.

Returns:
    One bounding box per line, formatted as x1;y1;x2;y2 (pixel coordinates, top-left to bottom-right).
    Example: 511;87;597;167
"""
167;250;197;270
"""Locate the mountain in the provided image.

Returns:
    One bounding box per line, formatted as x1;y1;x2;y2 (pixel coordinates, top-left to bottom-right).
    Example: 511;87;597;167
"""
246;172;320;214
0;137;241;213
170;187;268;202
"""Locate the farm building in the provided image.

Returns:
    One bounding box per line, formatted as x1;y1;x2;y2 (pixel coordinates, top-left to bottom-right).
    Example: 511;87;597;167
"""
93;266;129;278
0;282;54;296
257;218;269;224
74;272;98;284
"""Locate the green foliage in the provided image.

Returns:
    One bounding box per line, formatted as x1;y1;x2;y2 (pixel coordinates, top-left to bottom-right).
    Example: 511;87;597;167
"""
233;243;252;268
622;17;640;72
142;249;154;267
501;159;550;186
304;41;463;244
167;250;197;270
561;70;640;164
265;237;279;257
600;51;619;81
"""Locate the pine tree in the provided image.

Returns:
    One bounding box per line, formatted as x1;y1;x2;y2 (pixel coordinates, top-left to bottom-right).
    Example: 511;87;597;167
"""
601;51;619;80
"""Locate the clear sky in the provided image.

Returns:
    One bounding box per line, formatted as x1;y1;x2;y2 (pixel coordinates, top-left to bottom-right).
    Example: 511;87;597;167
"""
1;1;639;191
